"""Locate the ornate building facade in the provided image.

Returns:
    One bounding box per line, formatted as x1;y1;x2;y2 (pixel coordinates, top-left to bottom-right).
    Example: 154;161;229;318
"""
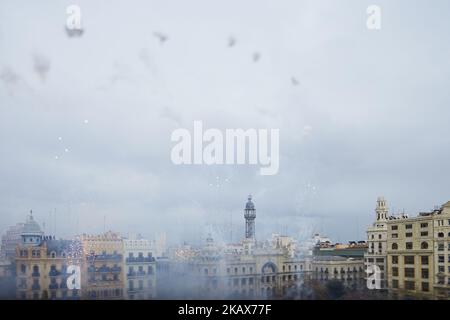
15;212;82;300
123;234;157;299
81;232;124;299
364;197;388;289
366;198;450;299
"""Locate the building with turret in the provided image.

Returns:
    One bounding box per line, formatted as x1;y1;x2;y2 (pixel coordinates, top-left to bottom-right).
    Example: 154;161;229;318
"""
364;197;389;289
244;195;256;240
15;211;83;300
365;198;450;299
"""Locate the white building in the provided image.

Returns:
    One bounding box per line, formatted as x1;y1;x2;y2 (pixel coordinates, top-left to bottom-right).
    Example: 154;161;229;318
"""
123;234;157;299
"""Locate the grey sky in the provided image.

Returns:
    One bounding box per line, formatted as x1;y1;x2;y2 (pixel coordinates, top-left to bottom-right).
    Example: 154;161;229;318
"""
1;0;450;245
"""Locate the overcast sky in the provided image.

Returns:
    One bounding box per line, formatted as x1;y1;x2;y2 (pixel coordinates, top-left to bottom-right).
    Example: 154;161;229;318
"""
1;0;449;245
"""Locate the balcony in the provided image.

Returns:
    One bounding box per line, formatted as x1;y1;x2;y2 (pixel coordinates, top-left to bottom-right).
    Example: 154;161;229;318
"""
87;253;123;262
127;271;147;279
49;270;61;277
111;266;121;273
126;256;155;263
49;283;59;290
97;266;112;273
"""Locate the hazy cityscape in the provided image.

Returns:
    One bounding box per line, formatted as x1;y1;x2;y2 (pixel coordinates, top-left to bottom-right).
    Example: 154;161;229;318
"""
1;0;450;303
0;195;449;300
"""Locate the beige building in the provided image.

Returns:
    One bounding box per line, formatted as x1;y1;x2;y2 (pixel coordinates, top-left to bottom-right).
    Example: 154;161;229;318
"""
366;197;450;299
312;256;365;289
15;212;83;300
81;231;124;299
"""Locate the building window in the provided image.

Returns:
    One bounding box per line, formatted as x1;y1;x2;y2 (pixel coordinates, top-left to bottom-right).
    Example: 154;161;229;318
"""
438;266;445;273
391;225;398;230
421;242;428;249
438;232;444;238
32;265;39;275
421;231;428;237
421;268;429;279
242;267;245;274
404;256;414;265
421;256;429;265
404;281;415;291
392;243;398;250
420;223;428;228
20;264;26;274
143;265;151;275
392;267;399;277
405;233;413;238
405;224;412;229
392;234;398;239
404;268;415;278
421;282;429;292
438;255;445;263
392;256;398;264
406;242;413;250
438;243;445;251
392;280;399;288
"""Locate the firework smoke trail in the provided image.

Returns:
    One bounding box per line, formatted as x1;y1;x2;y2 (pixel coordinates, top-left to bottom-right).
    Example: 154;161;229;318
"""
66;236;84;268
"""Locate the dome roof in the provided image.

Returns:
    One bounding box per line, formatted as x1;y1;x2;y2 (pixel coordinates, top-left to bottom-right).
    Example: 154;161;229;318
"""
22;211;43;235
245;195;255;210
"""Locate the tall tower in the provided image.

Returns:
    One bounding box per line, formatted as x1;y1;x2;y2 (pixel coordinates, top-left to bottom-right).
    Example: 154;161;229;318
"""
244;195;256;240
376;196;388;221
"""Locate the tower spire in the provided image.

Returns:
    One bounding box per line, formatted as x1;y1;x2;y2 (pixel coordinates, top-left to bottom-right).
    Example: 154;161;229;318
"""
244;195;256;240
376;196;388;221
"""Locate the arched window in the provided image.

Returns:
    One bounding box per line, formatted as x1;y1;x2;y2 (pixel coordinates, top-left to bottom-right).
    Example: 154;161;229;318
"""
421;242;428;249
438;232;444;238
392;243;398;250
50;251;56;258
